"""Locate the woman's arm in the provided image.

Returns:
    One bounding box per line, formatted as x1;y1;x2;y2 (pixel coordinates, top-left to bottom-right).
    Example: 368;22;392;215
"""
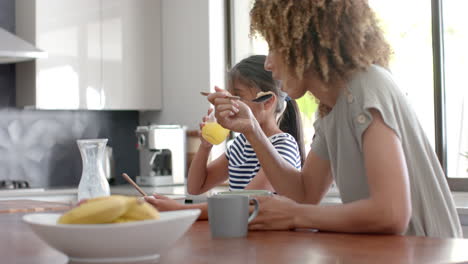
187;146;229;195
245;141;333;204
250;110;412;234
209;89;332;203
244;169;274;191
243;120;334;203
301;151;334;204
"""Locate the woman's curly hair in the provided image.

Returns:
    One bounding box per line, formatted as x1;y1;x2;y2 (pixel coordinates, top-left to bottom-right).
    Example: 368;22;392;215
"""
250;0;392;115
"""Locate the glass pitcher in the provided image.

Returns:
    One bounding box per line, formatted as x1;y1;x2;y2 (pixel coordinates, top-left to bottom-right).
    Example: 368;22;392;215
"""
77;139;110;201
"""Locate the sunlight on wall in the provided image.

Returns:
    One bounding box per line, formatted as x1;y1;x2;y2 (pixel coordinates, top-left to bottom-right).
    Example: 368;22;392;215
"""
86;86;104;110
37;65;79;109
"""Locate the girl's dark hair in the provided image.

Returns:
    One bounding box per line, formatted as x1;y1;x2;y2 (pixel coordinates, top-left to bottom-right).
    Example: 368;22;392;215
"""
228;55;305;165
278;99;305;165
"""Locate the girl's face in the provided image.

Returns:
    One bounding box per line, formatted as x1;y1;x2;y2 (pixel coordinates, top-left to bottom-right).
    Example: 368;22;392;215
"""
264;49;308;99
228;80;273;124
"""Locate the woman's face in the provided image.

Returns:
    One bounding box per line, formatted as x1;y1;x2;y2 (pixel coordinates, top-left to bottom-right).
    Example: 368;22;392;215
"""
264;49;281;81
264;49;307;99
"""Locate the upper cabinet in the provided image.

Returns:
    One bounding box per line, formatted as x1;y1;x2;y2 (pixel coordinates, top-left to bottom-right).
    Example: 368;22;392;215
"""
15;0;162;110
101;0;161;110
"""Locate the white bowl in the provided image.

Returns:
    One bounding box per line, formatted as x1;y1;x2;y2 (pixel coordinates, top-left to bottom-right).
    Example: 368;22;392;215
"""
23;209;200;263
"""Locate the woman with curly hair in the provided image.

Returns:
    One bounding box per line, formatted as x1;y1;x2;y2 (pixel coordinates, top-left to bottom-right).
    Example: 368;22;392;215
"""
207;0;462;237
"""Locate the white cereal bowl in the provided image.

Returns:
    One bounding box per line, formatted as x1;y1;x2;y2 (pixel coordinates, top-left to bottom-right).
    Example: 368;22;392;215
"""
23;209;200;264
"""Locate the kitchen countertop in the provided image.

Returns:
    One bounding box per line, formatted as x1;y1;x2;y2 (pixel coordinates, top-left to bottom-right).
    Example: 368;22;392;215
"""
0;185;191;201
3;212;468;264
0;185;184;197
0;184;342;206
1;186;468;213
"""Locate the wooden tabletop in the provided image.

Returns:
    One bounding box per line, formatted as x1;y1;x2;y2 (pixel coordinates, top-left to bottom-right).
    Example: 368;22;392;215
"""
2;212;468;264
0;200;72;214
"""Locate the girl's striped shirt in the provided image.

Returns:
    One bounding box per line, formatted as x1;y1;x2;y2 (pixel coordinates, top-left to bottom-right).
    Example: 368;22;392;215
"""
225;133;301;191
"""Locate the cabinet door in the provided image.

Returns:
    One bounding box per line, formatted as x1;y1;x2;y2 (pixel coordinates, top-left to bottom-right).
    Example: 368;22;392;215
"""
102;0;162;110
35;0;102;109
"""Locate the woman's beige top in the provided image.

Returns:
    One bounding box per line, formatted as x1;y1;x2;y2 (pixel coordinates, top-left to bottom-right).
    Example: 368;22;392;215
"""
311;65;462;238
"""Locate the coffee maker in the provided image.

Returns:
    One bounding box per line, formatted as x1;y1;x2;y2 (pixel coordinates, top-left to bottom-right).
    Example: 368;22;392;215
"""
135;125;187;186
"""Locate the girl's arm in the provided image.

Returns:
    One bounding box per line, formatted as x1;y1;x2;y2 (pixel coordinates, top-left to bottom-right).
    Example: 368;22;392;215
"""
250;110;412;234
187;145;229;195
187;110;230;195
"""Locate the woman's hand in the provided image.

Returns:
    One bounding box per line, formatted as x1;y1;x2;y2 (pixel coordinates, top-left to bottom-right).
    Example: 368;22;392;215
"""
207;86;257;135
248;195;298;231
144;194;184;212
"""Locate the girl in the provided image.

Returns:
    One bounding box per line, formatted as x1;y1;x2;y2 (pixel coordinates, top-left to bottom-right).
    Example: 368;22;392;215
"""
208;0;462;237
145;55;304;220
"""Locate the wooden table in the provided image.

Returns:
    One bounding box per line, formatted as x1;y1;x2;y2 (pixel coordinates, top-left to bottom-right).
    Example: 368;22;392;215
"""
3;212;468;264
0;199;72;214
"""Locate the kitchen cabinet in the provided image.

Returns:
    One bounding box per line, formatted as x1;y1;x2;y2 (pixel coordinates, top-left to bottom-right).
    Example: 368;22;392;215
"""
101;0;162;110
15;0;162;110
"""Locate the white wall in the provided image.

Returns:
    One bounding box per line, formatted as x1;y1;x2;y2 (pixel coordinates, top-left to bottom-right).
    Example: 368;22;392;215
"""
139;0;227;177
140;0;226;130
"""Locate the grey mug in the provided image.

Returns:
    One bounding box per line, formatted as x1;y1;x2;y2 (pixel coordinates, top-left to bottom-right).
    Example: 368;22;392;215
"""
207;194;259;238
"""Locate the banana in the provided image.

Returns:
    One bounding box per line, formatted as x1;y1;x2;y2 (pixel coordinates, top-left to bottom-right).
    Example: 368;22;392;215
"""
77;195;127;205
120;197;160;221
58;195;130;224
110;217;135;223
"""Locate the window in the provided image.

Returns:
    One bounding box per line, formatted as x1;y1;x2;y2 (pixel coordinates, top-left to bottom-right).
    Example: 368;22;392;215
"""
442;0;468;179
228;0;466;189
369;0;435;149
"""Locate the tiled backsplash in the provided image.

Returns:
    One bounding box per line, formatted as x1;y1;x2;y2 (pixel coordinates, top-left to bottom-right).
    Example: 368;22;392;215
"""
0;108;139;187
0;0;139;187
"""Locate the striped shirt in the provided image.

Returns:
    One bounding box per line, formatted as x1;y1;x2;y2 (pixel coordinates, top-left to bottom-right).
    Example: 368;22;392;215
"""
225;133;301;190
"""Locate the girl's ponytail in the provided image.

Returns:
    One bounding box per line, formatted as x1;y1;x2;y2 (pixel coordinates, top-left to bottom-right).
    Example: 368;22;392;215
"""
278;99;305;166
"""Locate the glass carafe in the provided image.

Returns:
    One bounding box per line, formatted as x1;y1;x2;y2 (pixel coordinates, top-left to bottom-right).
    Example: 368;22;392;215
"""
77;139;110;201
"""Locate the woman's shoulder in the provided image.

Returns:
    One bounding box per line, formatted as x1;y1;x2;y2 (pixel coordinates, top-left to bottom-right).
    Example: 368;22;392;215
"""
347;64;403;104
350;64;394;87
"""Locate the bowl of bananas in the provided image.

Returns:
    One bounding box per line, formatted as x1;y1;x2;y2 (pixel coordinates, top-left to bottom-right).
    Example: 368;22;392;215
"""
22;195;200;264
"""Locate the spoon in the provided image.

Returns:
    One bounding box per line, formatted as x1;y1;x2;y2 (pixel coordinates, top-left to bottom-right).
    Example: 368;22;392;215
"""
200;92;240;100
122;173;148;197
200;92;273;103
252;93;274;103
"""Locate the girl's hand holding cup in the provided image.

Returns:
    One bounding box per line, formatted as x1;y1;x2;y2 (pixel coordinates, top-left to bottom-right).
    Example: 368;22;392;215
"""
201;107;230;145
199;108;215;148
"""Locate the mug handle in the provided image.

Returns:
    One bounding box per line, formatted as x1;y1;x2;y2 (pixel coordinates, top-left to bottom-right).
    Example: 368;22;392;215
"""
247;197;259;223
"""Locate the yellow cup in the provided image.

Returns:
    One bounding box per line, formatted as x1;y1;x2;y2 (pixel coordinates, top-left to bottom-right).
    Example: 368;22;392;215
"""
202;122;230;145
